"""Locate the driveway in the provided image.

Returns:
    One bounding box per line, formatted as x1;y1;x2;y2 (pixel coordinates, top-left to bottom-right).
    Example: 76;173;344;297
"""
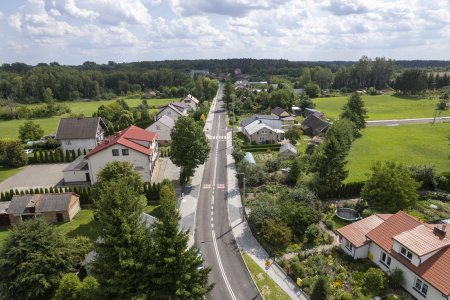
0;163;69;192
151;157;181;195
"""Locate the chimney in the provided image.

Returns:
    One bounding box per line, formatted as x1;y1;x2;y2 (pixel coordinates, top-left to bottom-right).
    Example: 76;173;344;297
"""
434;224;447;236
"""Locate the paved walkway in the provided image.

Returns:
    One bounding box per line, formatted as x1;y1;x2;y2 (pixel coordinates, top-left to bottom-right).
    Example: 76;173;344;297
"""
366;116;449;126
225;130;308;300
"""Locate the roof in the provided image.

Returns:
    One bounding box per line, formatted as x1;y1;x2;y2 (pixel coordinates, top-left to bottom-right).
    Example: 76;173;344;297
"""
63;155;88;172
56;117;105;140
85;125;158;158
181;94;199;104
244;120;284;136
337;214;388;247
271;107;287;116
301;115;330;133
0;201;11;214
158;103;188;117
240;114;279;127
393;224;450;256
156;115;175;128
279;143;297;154
141;212;157;226
8;193;77;214
7;195;38;214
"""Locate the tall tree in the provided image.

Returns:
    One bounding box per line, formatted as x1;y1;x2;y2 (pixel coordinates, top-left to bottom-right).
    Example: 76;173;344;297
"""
149;184;213;298
310;276;330;300
362;161;420;213
18;120;44;142
170;116;210;185
340;92;368;137
0;139;28;167
223;79;234;106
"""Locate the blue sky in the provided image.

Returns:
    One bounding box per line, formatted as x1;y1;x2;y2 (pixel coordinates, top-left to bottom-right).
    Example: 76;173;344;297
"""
0;0;449;65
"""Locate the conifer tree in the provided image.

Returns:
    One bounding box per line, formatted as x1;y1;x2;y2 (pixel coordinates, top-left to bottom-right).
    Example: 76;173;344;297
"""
340;92;367;137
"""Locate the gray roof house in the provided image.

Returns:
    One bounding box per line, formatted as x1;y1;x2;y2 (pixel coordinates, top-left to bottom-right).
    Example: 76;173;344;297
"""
56;117;106;153
241;115;282;130
180;94;200;111
301;115;331;136
146;115;175;145
304;108;324;118
156;103;189;121
242;119;284;144
279;143;298;158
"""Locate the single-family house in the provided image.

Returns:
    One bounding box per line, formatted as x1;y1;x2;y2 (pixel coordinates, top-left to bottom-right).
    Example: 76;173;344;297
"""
279;143;297;158
180;94;200;111
85;125;158;184
304;108;324;119
301;115;330;136
56;117;106;153
7;193;80;225
146;115;175;145
337;211;450;300
156;103;189;121
241;115;282;130
271;107;295;126
242;120;284;144
0;201;11;226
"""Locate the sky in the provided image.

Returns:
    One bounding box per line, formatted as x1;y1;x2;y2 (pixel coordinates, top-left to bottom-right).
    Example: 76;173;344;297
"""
0;0;449;65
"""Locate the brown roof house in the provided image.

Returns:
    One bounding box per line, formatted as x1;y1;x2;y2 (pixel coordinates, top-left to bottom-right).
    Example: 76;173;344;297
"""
337;211;450;299
7;193;81;225
271;107;295;126
56;117;106;153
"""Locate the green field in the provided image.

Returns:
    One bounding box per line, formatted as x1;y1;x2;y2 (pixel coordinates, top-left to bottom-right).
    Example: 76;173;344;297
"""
345;123;450;183
0;97;176;139
241;252;291;300
314;94;450;120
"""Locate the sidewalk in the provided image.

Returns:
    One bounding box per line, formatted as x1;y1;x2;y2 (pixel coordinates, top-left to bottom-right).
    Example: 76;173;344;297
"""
225;131;309;300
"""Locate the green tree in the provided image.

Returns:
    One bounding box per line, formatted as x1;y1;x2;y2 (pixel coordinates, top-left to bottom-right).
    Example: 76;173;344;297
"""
310;276;330;300
363;268;386;296
284;125;302;144
18;120;44;142
269;88;295;109
0;139;28;167
149;184;213;298
304;82;320;98
298;94;316;111
340;92;367;137
91;167;148;299
0;219;89;300
170;116;210;185
54;274;99;300
223;79;234;106
261;219;292;255
362;161;420;213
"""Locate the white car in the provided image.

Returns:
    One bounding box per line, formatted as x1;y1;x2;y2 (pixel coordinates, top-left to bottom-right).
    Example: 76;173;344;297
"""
24;149;33;155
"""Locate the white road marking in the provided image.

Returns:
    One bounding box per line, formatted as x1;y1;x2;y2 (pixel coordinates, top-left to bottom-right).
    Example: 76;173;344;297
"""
212;230;237;300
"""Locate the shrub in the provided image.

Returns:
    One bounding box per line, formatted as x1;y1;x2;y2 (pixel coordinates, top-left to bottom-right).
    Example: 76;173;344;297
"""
310;276;330;300
324;218;335;231
363;267;386;296
304;224;323;245
389;268;404;289
261;219;292;255
265;157;281;172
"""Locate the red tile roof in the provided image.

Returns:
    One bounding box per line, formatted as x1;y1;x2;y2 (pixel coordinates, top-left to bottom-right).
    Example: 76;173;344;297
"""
337;214;387;247
85;126;157;158
365;211;421;252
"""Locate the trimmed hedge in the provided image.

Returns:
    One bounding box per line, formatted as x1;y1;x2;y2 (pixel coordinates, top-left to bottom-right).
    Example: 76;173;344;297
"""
29;149;83;164
241;144;281;153
336;181;365;198
160;148;171;158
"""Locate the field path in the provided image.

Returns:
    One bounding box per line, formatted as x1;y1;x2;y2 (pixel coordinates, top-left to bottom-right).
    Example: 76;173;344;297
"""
366;116;450;126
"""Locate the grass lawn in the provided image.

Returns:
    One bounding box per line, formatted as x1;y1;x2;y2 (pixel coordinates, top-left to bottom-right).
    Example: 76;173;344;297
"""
313;94;450;120
0;97;176;139
144;204;162;218
0;167;22;183
241;252;291;300
58;209;99;242
0;226;10;248
345;123;450;183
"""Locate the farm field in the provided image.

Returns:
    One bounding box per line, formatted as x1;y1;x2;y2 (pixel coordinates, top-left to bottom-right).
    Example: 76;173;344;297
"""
345;123;450;183
313;94;450;120
0;97;176;139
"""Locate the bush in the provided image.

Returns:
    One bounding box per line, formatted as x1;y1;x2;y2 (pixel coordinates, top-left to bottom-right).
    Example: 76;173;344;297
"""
324;219;335;231
363;267;386;296
389;268;404;289
304;224;323;245
265;157;281;172
310;276;330;300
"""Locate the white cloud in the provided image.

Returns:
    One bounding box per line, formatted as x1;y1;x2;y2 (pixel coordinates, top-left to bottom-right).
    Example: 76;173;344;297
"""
8;13;22;31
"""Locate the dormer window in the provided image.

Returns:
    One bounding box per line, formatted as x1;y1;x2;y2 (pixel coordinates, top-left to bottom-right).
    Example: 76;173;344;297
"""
400;246;413;260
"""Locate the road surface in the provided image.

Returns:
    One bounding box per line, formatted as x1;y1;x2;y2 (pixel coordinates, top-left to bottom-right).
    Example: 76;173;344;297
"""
195;85;261;300
366;116;449;126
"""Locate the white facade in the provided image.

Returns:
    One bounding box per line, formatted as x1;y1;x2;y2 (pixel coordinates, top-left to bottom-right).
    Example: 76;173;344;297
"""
339;237;371;259
146;122;172;145
63;169;89;183
60;138;97;153
157;106;185;122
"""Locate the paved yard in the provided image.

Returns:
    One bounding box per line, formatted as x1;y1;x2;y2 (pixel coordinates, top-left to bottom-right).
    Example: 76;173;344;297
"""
151;157;181;194
0;163;69;192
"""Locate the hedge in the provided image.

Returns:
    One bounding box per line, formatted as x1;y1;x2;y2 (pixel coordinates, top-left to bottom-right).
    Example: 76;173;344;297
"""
160;148;171;158
241;144;281;150
336;181;365;198
29;149;83;164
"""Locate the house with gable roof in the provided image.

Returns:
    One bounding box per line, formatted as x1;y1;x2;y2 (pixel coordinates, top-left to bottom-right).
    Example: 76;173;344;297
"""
180;94;200;111
56;117;106;152
337;211;450;300
145;115;175;145
156;103;189;121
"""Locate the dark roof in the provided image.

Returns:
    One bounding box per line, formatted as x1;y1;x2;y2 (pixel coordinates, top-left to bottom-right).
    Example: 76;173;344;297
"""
0;201;11;214
63;155;88;172
56;117;105;140
271;107;287;116
241;115;280;127
7;195;38;214
8;193;78;214
301;115;330;133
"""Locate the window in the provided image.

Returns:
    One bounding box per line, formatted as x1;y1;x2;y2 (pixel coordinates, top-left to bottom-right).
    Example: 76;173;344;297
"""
65;140;71;145
122;149;129;156
400;247;413;260
345;240;353;251
414;278;428;296
261;130;268;134
156;125;160;130
112;149;119;156
380;252;391;267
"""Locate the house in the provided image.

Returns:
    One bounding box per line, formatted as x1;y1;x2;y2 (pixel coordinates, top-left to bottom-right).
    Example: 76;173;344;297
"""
292;106;301;116
63;155;90;184
293;88;304;95
337;211;450;300
189;69;209;78
304;108;324;118
180;94;199;111
156;103;188;121
241;115;282;130
85;125;158;184
301;115;330;136
0;201;11;226
279;143;297;158
271;107;295;126
242;120;284;144
56;117;106;153
145;115;175;145
7;193;80;225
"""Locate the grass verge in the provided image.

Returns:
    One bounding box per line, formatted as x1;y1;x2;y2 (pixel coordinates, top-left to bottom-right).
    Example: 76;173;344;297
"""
0;167;22;183
241;251;291;300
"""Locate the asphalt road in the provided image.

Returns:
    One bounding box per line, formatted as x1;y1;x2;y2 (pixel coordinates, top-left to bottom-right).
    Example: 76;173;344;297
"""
195;87;261;300
366;116;450;126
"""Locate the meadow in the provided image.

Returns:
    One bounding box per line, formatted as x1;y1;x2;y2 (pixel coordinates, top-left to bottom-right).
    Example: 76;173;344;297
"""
313;94;450;120
0;97;176;139
345;123;450;183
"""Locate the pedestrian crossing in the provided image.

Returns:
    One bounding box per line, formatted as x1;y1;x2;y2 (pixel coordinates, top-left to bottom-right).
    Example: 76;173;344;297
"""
208;135;227;140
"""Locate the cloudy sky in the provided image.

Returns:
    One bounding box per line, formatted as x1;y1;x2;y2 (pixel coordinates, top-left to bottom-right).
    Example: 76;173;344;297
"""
1;0;449;65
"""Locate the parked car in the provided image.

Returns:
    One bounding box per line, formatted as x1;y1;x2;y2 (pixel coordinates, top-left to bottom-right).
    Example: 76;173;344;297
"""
24;149;33;154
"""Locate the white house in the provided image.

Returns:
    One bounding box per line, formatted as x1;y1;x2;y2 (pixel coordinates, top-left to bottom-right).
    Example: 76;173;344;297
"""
145;115;175;145
180;94;199;111
337;211;450;300
85;126;159;184
56;117;106;153
242;119;284;144
156;103;188;121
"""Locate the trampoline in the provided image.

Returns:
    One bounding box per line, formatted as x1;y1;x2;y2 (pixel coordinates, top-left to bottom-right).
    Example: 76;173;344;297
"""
335;207;361;222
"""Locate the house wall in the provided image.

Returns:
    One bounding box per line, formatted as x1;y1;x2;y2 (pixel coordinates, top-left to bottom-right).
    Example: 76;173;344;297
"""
392;240;421;267
354;243;370;259
63;170;89;183
281;119;295;126
369;243;448;300
339;237;355;257
9;215;21;225
181;100;197;111
157;107;183;121
61;138;97;153
246;128;282;144
68;197;81;220
88;145;153;183
147;123;172;144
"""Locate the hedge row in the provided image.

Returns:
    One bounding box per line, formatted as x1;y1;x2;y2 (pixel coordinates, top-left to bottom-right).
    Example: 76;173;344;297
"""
29;148;85;164
160;148;171;158
241;144;281;150
143;182;163;201
336;181;365;198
